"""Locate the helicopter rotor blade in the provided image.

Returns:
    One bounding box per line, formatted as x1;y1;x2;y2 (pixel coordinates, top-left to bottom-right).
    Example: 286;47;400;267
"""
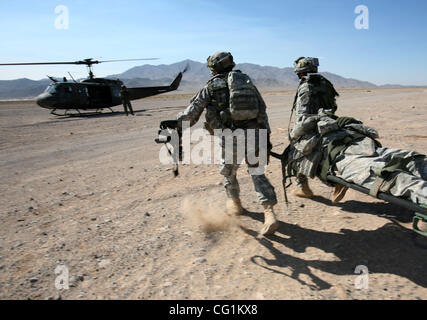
0;62;78;66
0;58;159;66
98;58;159;63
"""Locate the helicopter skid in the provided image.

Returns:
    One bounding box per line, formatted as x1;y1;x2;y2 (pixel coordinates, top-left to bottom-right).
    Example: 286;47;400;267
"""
50;108;115;117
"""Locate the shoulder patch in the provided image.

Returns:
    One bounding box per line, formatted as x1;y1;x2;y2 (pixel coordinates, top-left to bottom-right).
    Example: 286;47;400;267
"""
209;77;228;91
298;82;311;94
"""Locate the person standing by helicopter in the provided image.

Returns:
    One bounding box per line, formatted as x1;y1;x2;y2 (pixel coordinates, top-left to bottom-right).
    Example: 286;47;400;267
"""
120;85;134;116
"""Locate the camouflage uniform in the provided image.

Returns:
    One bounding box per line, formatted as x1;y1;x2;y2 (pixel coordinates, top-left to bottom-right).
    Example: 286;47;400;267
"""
289;73;339;186
332;136;427;206
287;56;426;205
299;118;427;206
177;75;277;206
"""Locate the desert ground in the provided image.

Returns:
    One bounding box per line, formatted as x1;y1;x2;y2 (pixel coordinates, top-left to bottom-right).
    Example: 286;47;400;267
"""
0;87;426;300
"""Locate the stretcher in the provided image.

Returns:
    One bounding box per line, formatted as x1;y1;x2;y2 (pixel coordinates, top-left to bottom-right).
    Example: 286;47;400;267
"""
326;175;427;237
270;149;427;238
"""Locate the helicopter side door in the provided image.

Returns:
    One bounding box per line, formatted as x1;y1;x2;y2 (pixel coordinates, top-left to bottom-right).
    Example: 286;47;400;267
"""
57;83;82;109
86;84;113;109
76;85;90;109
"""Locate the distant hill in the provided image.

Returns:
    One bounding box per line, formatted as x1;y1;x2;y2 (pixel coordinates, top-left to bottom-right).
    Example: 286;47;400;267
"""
0;59;413;100
110;59;379;90
0;78;51;100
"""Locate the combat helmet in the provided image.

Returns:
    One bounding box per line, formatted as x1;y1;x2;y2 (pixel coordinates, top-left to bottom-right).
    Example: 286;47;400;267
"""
294;57;319;74
207;52;236;74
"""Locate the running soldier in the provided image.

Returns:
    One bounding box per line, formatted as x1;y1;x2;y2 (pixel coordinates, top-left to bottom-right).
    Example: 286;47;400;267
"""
176;52;279;236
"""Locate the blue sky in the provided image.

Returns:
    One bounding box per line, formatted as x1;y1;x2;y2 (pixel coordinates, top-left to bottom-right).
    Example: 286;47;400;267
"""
0;0;426;85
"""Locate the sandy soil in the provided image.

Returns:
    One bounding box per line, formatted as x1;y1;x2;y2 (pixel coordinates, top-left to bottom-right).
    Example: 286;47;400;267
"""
0;88;426;300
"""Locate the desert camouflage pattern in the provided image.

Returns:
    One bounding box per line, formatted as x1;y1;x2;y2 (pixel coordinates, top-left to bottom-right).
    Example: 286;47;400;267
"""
227;71;260;121
207;52;236;74
221;163;277;205
177;72;277;205
289;73;338;186
206;74;230;132
219;130;277;205
333;136;427;205
289;70;427;206
177;86;211;127
177;74;271;133
291;74;338;136
293;57;319;74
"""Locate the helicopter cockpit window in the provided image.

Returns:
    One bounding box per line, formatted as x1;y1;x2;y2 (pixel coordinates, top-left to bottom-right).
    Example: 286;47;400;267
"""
45;84;58;94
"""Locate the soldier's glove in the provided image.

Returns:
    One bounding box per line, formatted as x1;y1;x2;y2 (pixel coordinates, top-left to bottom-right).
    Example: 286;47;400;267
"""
156;120;179;144
319;109;338;120
160;120;179;130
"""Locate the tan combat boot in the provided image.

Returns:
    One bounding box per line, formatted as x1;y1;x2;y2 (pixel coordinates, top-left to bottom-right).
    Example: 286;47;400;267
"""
331;185;349;204
226;198;244;216
260;204;279;236
293;183;314;198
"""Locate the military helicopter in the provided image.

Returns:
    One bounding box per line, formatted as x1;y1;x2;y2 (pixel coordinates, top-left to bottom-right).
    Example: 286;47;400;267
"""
0;58;186;116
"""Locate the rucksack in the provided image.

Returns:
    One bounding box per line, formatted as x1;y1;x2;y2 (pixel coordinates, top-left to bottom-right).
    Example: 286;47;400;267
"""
227;71;260;121
305;74;339;114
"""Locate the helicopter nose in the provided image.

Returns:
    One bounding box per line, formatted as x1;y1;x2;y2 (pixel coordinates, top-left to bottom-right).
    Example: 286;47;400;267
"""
36;93;55;109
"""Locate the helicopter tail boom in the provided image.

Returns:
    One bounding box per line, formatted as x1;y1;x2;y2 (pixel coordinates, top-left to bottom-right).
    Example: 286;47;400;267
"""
128;72;184;101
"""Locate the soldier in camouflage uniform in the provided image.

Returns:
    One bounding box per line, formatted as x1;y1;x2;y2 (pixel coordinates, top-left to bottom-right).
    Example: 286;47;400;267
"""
120;85;134;116
285;57;427;206
288;57;347;201
176;52;279;236
311;116;427;206
332;133;427;206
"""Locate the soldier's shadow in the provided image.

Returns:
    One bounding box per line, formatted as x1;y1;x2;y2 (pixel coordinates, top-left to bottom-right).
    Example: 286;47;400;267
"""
244;210;427;291
310;195;414;221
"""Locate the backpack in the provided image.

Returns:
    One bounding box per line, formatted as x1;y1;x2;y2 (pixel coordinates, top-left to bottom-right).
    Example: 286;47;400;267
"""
305;74;339;114
227;71;260;121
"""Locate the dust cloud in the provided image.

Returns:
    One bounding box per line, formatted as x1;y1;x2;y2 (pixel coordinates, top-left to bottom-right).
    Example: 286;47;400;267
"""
181;193;239;233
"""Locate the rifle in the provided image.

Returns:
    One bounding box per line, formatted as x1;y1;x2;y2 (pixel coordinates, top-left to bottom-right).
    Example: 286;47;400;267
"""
270;145;293;210
155;120;182;177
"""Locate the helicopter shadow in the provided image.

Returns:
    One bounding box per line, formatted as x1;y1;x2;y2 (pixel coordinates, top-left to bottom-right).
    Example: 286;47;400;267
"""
243;207;427;291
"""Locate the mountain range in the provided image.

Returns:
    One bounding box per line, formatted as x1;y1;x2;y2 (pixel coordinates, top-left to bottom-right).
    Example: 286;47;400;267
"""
0;59;410;100
109;59;379;90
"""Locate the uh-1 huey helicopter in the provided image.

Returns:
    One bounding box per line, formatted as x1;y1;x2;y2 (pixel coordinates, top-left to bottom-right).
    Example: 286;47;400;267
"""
0;58;187;116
